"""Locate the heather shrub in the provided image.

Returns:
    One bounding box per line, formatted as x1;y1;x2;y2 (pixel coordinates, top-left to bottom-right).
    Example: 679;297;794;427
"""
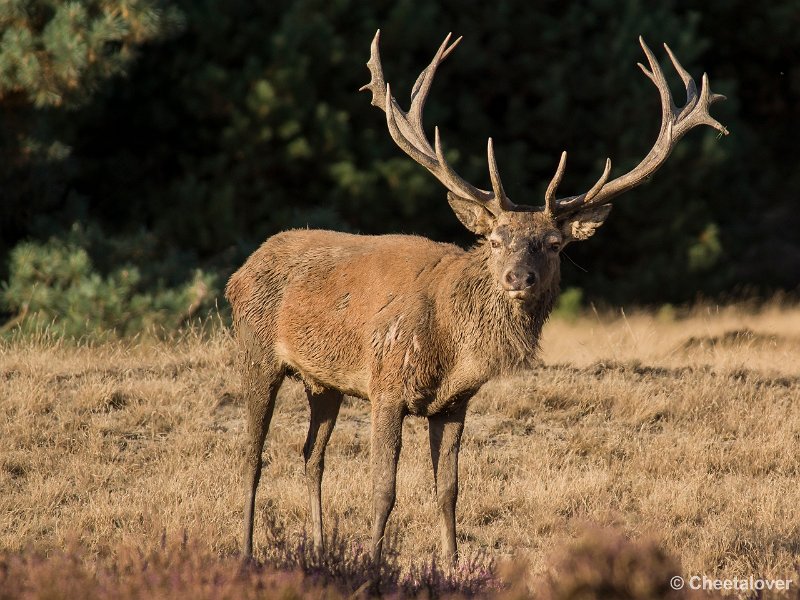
0;530;498;599
535;528;684;600
255;517;498;597
0;539;347;600
0;526;726;599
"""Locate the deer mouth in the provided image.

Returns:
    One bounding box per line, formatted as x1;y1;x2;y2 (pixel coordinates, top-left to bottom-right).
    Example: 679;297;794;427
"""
507;286;534;301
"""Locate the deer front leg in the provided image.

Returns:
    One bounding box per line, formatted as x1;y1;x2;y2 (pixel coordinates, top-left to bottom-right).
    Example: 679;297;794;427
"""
428;399;468;566
370;400;405;563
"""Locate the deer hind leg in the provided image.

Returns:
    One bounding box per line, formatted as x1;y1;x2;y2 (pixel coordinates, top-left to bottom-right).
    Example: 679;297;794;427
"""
428;399;469;566
302;386;343;554
242;362;283;559
369;400;405;563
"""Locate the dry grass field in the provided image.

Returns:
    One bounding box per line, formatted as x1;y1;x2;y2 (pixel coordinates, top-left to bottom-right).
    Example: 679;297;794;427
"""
2;303;800;597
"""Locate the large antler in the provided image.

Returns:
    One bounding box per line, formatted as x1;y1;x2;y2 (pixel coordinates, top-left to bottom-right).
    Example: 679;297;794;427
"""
545;37;728;218
359;30;516;214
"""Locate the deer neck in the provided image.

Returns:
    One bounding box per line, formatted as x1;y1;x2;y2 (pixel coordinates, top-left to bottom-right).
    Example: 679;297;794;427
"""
444;242;559;376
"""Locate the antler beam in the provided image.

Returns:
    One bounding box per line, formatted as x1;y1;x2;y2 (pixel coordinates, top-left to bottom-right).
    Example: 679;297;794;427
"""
360;30;517;214
546;37;728;217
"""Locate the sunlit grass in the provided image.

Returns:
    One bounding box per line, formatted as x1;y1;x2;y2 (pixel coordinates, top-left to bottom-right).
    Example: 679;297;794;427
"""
2;303;799;597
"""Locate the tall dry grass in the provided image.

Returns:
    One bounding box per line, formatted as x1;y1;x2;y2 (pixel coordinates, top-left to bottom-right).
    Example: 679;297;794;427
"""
1;303;799;597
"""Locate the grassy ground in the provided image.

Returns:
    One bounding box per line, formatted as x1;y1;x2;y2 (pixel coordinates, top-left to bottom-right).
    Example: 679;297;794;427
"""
2;304;799;596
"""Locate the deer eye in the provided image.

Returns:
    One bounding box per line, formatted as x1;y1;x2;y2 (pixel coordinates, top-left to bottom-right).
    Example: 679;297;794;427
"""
545;236;561;252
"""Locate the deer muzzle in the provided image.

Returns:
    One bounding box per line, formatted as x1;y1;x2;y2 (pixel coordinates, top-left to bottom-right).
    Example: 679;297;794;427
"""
502;267;537;300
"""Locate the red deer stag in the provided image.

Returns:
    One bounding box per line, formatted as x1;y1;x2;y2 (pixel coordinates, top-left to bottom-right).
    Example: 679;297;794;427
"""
226;31;727;563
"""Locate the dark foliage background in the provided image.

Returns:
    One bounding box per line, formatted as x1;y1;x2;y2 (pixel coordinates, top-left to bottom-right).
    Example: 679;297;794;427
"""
2;0;798;334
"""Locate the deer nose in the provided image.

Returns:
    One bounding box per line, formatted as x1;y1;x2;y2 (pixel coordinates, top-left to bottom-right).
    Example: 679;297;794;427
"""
502;268;536;291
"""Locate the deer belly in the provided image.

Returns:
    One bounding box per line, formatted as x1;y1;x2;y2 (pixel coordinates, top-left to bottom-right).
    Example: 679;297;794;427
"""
275;336;370;398
274;292;371;398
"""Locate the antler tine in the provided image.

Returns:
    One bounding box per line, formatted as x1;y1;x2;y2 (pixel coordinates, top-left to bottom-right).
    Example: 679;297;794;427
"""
584;158;612;202
361;30;511;213
639;36;728;138
544;151;567;215
663;43;694;91
637;37;675;141
546;37;727;218
488;138;515;210
409;34;462;134
359;30;386;108
676;72;729;137
663;43;698;121
663;43;727;134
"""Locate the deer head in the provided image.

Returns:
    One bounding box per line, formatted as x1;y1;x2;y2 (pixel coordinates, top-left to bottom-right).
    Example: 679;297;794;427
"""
360;31;728;302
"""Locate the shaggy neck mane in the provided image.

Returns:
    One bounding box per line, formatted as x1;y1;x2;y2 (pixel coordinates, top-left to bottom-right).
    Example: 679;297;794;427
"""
448;242;559;374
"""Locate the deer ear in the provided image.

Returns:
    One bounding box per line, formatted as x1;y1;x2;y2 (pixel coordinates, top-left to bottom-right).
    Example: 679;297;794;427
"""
559;204;612;243
447;192;496;236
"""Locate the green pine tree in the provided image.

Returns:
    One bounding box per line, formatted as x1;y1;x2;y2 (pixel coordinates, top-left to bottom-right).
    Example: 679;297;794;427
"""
0;0;183;107
0;0;183;274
